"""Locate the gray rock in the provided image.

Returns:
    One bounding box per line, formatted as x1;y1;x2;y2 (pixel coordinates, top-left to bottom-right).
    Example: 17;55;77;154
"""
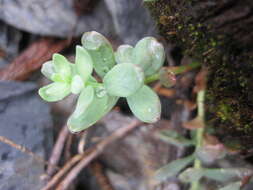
0;81;53;190
0;21;22;67
104;0;157;45
85;111;174;190
0;0;115;37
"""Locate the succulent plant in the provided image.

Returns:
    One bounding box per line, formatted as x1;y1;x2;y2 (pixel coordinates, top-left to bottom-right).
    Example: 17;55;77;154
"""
39;31;165;133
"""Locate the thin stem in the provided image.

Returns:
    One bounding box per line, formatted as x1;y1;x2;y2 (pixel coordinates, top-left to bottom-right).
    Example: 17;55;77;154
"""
145;73;159;83
190;90;205;190
85;81;102;88
172;61;201;75
144;61;201;84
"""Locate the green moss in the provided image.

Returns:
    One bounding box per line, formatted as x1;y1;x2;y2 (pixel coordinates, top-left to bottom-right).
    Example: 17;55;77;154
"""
145;0;253;150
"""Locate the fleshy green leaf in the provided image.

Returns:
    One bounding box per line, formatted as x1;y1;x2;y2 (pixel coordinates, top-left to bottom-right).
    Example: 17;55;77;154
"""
202;168;252;182
68;86;118;133
81;31;115;78
115;45;133;64
70;86;94;119
88;75;97;83
52;54;72;82
71;75;84;94
38;82;70;102
179;168;203;183
219;182;241;190
196;145;227;164
158;130;194;147
155;154;195;181
103;63;144;97
133;37;165;76
75;46;93;83
41;61;55;80
127;85;161;123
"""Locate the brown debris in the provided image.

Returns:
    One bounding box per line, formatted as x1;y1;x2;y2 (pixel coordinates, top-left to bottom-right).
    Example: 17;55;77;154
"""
90;162;115;190
182;117;204;130
47;125;70;177
55;119;141;190
0;38;70;81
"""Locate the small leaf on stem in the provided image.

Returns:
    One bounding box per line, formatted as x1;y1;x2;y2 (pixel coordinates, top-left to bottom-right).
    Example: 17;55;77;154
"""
38;82;70;102
81;31;115;78
103;63;144;97
155;154;195;181
127;85;161;123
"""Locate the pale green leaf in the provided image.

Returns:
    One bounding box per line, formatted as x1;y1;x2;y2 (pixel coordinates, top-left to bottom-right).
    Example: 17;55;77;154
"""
70;86;94;119
115;45;133;64
133;37;165;76
203;168;252;182
219;182;241;190
71;75;84;94
103;63;144;97
88;75;97;83
179;168;203;183
68;86;118;133
75;46;93;83
155;154;195;181
127;85;161;123
52;54;72;82
81;31;115;78
196;145;227;164
38;82;70;102
158;130;194;147
41;61;55;80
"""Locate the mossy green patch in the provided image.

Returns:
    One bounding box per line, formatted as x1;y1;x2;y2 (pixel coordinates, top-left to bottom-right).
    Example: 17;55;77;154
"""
145;0;253;150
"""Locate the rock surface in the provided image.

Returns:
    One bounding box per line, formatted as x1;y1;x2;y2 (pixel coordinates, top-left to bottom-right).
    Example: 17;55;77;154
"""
84;111;179;190
104;0;157;44
0;0;156;44
0;0;115;38
0;21;22;67
0;81;53;190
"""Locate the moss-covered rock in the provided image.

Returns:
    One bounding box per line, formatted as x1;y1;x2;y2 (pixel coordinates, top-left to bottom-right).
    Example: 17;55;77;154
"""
145;0;253;150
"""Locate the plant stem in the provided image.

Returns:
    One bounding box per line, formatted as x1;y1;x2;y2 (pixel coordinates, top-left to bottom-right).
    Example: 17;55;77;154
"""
145;73;159;83
144;61;201;84
190;90;205;190
172;61;201;75
85;81;103;88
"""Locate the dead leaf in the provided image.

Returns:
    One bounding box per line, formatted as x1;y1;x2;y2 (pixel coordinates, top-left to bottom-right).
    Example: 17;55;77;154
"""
0;38;70;81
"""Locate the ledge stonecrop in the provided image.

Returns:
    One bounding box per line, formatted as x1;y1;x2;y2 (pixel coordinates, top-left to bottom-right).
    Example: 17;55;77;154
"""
39;31;165;133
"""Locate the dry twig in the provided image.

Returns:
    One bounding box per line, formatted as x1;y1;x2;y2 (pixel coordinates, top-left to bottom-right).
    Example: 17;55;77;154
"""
41;154;83;190
0;38;70;80
0;135;58;170
55;119;141;190
47;125;70;176
90;162;115;190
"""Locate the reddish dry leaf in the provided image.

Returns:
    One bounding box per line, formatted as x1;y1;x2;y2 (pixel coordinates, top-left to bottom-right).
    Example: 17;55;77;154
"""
182;117;204;130
0;48;6;57
183;100;197;111
157;88;176;97
0;38;70;81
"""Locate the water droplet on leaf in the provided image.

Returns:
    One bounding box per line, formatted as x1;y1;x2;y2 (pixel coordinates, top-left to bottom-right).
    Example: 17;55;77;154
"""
96;86;107;98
